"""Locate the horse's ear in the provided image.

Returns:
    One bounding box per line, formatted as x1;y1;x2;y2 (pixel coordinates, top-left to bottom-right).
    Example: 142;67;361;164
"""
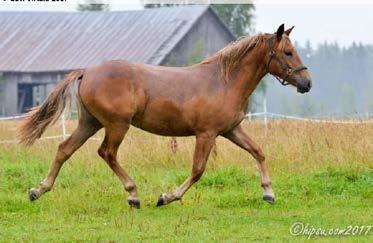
285;26;295;36
276;24;285;41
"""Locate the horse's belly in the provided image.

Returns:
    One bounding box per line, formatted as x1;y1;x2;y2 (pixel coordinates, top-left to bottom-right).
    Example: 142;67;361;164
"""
133;117;194;136
135;122;193;136
132;99;194;136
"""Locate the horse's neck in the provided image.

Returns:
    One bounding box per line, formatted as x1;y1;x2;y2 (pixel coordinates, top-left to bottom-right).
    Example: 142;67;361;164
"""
196;46;267;111
229;48;268;104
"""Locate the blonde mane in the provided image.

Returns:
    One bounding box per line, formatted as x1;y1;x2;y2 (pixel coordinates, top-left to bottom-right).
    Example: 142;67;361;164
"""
202;33;270;80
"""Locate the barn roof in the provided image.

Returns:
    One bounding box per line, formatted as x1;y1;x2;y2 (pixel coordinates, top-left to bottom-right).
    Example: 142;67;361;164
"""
0;6;234;73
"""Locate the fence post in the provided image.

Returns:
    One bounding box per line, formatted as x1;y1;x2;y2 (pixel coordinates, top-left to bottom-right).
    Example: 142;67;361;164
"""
263;97;268;136
248;111;252;121
61;110;67;140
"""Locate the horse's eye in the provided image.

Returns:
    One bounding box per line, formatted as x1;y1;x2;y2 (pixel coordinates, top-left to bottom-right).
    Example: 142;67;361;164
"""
284;51;293;57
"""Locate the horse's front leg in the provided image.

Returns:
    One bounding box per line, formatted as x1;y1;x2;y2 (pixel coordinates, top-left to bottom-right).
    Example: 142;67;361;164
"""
157;132;216;206
223;125;275;204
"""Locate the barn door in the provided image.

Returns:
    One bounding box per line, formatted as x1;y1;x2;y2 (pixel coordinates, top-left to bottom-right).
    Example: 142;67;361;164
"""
17;83;48;113
17;84;33;113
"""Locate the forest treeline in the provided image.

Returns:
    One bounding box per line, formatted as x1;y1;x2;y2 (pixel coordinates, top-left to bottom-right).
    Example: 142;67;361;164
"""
264;41;373;117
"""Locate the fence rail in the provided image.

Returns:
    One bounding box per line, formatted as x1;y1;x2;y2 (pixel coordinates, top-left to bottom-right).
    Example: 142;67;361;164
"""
0;114;29;121
0;110;372;144
246;112;373;124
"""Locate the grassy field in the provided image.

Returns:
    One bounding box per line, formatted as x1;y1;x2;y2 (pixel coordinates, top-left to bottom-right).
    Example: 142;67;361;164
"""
0;119;372;242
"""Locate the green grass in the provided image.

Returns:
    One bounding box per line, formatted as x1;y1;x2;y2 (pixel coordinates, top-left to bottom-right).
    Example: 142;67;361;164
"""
0;121;372;241
0;150;372;241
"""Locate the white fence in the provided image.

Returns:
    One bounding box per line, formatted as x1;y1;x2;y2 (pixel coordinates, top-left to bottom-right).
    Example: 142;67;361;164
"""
246;112;373;124
0;108;372;144
0;112;69;144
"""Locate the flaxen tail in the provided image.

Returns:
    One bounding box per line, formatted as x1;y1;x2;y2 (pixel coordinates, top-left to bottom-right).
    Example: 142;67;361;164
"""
18;70;84;146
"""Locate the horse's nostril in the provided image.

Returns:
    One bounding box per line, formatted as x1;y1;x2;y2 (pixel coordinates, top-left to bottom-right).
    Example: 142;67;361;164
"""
307;81;311;89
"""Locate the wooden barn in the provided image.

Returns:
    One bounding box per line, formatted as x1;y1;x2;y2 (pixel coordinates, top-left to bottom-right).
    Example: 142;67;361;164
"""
0;6;235;116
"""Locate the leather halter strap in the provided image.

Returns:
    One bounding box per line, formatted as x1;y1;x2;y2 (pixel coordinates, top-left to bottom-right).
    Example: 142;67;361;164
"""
266;37;308;86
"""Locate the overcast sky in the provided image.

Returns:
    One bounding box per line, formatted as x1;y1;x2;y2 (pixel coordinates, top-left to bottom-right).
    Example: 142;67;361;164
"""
254;3;373;48
1;1;372;48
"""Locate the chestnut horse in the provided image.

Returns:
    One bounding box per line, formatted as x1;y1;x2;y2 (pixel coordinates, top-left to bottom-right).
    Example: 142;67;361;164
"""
19;24;311;208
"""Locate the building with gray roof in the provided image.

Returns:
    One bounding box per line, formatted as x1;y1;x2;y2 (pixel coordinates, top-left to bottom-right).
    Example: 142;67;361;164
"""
0;5;235;115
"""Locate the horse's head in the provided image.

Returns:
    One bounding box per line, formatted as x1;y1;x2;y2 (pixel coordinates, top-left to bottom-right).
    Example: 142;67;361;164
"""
266;24;312;93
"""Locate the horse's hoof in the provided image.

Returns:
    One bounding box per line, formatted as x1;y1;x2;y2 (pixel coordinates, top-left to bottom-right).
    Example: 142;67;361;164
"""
156;194;166;207
263;195;275;205
29;189;39;201
127;198;140;209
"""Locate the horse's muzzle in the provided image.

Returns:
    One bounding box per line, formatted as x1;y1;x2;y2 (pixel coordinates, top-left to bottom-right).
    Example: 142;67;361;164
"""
296;77;312;93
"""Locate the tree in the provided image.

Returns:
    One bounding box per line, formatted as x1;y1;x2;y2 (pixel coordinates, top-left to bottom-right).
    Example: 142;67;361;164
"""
367;81;373;114
340;83;356;114
143;2;255;37
187;38;205;65
142;3;177;8
210;4;259;111
77;0;109;12
211;4;255;37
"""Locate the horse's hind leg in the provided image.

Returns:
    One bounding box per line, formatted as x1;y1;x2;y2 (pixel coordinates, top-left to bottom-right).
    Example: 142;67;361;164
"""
29;117;101;201
97;124;140;208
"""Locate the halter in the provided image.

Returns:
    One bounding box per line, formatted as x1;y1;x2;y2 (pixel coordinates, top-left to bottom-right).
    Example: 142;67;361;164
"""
266;37;308;86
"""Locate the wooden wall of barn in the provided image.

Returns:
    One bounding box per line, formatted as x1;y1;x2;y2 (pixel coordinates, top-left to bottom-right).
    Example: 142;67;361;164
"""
1;72;66;116
162;9;234;66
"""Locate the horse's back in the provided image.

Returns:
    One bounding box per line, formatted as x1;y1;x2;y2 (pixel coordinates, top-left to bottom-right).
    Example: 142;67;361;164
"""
79;60;238;136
